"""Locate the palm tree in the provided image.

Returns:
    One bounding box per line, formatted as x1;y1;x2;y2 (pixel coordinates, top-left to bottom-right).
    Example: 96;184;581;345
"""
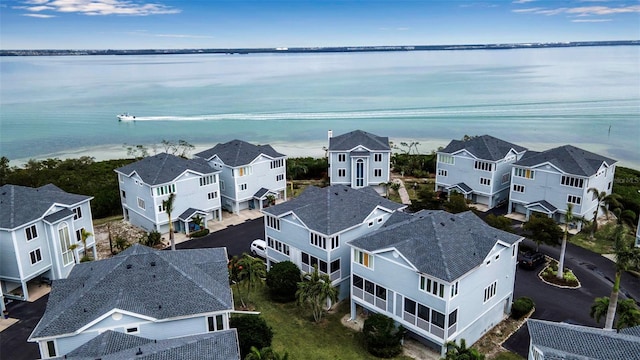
228;255;247;308
238;254;267;304
603;225;640;329
162;193;176;250
590;296;640;332
80;228;93;260
296;265;339;323
588;188;622;238
69;243;79;264
558;203;587;279
443;338;485;360
191;214;204;232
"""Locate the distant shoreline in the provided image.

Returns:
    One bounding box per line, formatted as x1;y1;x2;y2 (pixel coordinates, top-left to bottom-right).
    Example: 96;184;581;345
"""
2;40;638;56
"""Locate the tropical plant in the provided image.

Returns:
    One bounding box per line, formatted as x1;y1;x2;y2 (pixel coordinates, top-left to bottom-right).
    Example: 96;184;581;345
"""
558;203;587;279
265;261;301;302
142;230;162;247
590;296;640;332
444;192;469;214
602;225;640;329
296;265;339;323
442;338;485;360
162;193;176;250
361;313;406;358
69;243;79;264
230;315;274;358
588;187;622;238
237;253;267;304
79;228;93;259
245;346;289;360
228;255;247;308
511;297;535;319
192;214;204;230
522;214;562;251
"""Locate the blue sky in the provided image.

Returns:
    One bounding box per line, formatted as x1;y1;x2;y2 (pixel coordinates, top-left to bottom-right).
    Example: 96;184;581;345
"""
1;0;638;49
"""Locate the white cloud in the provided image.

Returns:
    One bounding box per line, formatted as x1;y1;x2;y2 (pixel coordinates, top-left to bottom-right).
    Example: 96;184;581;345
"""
512;0;536;4
512;4;640;16
17;0;180;17
23;13;56;18
155;34;215;39
572;18;613;22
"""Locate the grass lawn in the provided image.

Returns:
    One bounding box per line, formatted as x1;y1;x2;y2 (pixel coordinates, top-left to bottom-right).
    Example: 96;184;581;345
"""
233;285;413;360
569;232;614;255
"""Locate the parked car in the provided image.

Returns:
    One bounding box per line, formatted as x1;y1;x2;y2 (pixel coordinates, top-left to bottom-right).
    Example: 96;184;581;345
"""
250;239;267;258
518;251;546;269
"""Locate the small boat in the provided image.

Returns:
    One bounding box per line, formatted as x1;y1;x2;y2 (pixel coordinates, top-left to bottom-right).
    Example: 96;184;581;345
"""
117;113;136;121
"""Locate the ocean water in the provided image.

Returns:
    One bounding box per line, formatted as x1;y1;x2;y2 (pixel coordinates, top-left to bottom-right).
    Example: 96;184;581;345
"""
1;46;639;169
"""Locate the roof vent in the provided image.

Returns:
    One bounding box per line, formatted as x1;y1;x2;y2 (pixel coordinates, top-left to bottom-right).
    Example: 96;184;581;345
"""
440;222;445;226
150;261;156;266
450;218;455;222
126;264;132;269
158;304;162;309
136;348;143;356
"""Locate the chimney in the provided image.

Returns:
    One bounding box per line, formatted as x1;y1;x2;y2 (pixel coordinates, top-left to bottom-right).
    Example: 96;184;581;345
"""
328;130;333;141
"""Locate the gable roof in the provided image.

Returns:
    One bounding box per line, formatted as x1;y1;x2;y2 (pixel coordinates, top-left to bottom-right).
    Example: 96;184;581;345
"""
328;130;390;151
30;244;232;339
0;184;91;230
262;184;405;235
439;135;526;161
528;319;640;360
195;139;285;166
114;153;216;186
349;210;522;282
57;329;240;360
515;145;617;177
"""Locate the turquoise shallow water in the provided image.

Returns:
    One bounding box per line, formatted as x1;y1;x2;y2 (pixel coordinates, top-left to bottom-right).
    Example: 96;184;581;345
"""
1;46;639;168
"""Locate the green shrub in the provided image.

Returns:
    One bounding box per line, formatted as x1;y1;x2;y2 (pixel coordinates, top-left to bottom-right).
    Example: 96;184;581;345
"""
141;230;162;247
265;261;301;302
189;228;210;238
485;214;513;232
361;313;406;358
511;297;534;319
230;315;273;359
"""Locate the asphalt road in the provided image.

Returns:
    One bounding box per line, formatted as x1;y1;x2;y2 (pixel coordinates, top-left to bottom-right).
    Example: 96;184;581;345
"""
175;218;264;257
1;295;48;360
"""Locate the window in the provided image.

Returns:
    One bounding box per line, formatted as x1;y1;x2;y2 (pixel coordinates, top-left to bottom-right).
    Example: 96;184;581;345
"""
484;281;497;302
237;166;252;177
301;252;328;275
404;298;416;316
158;203;166;213
374;153;383;162
448;309;458;328
121;190;126;199
125;327;139;334
438;154;454;164
431;310;445;328
276;174;284;181
474;160;493;172
512;184;525;193
200;175;217;186
514;168;534;179
266;216;280;230
438;169;447;176
310;233;327;249
137;197;145;210
561;175;584;188
207;315;224;332
374;168;382;177
75;228;84;242
330;259;340;275
480;177;491;186
271;159;284;169
501;173;510;184
267;237;290;255
608;181;612;190
330;235;339;249
58;224;73;266
220;181;225;190
354;249;373;269
155;184;176;196
338;153;346;162
46;341;57;357
567;195;582;205
419;275;445;298
208;191;218;200
72;207;82;220
25;225;38;241
418;304;430;322
450;281;459;298
30;248;42;265
338;169;346;177
238;183;247;191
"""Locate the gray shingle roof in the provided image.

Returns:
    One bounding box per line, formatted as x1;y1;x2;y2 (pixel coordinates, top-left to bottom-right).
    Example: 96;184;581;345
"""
30;244;232;339
329;130;390;151
439;135;527;161
515;145;617;177
114;153;216;185
446;182;473;194
349;210;522;282
58;329;240;360
526;200;558;213
43;208;75;224
178;208;205;221
528;319;640;360
0;184;91;230
195;139;285;166
262;185;405;235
